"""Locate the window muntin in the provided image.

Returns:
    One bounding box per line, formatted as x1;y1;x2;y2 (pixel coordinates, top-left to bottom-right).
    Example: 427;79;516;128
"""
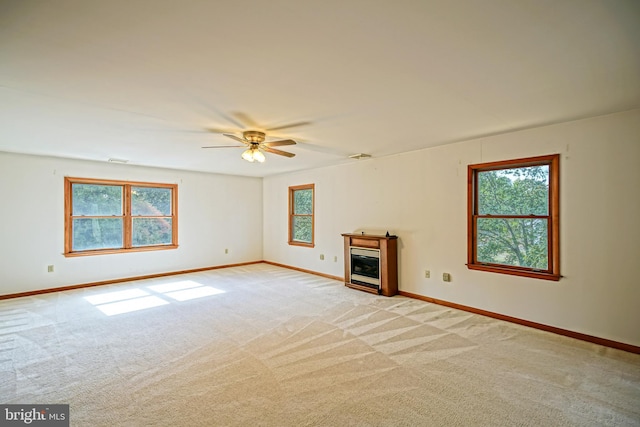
65;178;177;256
288;184;314;247
467;155;560;280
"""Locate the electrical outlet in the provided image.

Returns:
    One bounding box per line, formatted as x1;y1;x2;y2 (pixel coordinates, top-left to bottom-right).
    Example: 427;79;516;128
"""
334;256;338;262
443;273;451;282
47;265;54;273
224;248;229;254
424;270;430;278
320;254;325;260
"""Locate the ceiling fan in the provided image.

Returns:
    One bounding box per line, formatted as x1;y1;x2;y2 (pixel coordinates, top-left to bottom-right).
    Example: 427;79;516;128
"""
195;112;314;162
202;130;296;163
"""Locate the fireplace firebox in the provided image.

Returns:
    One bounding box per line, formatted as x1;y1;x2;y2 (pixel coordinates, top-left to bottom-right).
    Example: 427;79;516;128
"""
350;247;380;289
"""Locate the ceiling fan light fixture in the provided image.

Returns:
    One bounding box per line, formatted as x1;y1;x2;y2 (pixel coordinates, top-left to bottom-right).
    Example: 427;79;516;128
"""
241;147;266;163
253;149;265;163
241;149;255;162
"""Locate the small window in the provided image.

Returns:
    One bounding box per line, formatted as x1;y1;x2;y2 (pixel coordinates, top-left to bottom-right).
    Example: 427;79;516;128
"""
65;177;178;256
288;184;314;247
467;154;560;280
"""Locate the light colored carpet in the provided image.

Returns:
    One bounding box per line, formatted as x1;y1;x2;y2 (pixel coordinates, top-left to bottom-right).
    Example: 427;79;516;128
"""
1;263;639;426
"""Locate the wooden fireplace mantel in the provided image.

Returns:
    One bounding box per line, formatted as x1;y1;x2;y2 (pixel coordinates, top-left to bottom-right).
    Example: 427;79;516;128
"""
342;233;398;297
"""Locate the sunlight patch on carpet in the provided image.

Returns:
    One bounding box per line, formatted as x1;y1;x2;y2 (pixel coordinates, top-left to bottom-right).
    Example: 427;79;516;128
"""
148;280;225;301
93;295;169;316
83;288;149;305
83;280;226;315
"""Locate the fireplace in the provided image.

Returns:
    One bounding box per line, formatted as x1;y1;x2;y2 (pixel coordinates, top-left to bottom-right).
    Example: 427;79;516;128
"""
342;233;398;297
350;247;380;289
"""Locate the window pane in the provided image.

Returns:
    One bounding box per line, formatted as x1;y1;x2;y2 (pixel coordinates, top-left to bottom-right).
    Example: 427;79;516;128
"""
478;166;549;215
132;186;172;216
293;189;313;215
132;218;173;246
477;218;548;269
292;216;312;243
73;218;123;251
72;184;122;216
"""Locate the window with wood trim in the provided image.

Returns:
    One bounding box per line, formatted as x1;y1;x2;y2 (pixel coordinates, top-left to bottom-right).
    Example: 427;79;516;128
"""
288;184;314;247
467;154;560;280
64;177;178;256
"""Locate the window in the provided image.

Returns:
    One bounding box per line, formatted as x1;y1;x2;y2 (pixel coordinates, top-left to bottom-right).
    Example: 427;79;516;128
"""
64;177;178;256
288;184;314;247
467;154;560;280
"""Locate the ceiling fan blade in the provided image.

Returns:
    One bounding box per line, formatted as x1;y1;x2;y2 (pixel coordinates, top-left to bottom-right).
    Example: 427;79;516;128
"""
149;129;211;134
232;112;260;128
265;121;311;132
264;139;296;147
263;146;296;158
185;93;247;128
295;140;349;156
223;133;248;144
201;145;244;149
216;112;246;129
204;127;238;134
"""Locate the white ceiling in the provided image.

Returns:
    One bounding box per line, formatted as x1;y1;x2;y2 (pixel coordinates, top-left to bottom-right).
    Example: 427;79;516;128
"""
1;0;639;177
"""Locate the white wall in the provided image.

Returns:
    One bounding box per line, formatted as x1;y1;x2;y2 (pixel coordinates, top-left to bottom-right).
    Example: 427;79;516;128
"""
0;153;263;295
263;109;640;347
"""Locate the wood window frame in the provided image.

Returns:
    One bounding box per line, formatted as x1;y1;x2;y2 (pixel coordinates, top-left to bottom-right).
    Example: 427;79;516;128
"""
288;183;315;248
64;177;178;257
467;154;560;281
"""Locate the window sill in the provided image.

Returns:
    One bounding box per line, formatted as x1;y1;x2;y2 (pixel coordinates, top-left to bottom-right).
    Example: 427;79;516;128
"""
64;245;179;257
288;241;315;248
467;264;561;281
